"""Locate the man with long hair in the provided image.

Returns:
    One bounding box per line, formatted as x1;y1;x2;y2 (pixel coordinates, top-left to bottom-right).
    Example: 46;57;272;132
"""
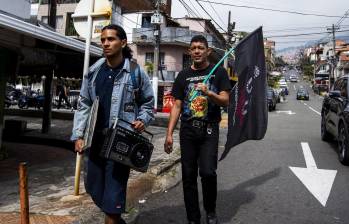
71;24;154;224
164;35;231;224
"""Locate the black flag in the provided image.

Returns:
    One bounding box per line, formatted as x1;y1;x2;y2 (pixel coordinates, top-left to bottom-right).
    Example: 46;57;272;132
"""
221;27;268;161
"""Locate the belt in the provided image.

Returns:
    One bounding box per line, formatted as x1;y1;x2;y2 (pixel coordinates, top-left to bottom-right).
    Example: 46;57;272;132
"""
185;119;218;129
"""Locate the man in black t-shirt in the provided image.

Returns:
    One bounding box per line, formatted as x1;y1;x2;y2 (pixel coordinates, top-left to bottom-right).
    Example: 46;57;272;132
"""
164;35;231;224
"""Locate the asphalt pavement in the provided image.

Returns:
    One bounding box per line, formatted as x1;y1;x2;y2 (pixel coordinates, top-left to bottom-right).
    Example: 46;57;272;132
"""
132;79;349;224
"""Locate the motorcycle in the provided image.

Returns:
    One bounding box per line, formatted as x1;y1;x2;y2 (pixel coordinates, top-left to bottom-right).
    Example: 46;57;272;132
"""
5;89;22;108
5;95;12;108
18;90;45;109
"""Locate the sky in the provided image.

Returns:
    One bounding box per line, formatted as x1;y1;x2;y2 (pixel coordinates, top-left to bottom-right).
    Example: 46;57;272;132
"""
170;0;349;51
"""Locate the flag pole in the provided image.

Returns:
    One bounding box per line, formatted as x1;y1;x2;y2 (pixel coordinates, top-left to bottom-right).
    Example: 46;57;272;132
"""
74;0;95;196
189;46;235;102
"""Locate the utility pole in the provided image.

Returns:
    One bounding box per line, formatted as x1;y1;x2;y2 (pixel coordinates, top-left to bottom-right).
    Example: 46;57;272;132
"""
151;0;163;112
48;0;57;29
331;24;336;88
43;0;57;133
327;24;338;90
224;11;231;69
224;11;235;71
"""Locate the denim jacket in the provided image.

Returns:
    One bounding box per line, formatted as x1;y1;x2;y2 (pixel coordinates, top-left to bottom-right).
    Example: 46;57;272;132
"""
71;58;154;141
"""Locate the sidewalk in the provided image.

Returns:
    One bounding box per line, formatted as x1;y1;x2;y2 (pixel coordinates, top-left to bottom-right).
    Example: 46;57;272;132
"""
0;112;182;224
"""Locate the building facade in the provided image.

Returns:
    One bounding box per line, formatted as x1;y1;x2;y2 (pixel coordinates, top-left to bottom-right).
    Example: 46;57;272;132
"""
130;15;226;80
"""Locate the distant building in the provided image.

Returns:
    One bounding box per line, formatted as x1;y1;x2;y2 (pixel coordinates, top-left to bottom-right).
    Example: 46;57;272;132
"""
335;41;349;77
264;39;275;72
129;14;226;80
34;0;157;39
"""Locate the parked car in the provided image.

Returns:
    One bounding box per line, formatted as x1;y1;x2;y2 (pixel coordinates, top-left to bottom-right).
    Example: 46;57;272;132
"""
274;88;281;103
290;75;298;82
321;75;349;165
313;77;329;94
296;88;309;100
279;80;288;95
267;88;277;111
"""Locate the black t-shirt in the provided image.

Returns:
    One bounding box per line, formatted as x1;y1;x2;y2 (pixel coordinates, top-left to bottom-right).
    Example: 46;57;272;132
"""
172;64;231;122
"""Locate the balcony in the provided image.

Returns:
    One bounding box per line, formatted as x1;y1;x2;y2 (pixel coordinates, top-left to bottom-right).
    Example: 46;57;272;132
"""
132;27;225;50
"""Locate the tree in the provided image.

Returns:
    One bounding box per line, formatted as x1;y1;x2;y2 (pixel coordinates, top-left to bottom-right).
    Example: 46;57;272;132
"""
298;49;314;81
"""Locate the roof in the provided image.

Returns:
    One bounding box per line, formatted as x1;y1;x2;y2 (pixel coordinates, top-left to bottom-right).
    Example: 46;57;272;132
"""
0;11;102;56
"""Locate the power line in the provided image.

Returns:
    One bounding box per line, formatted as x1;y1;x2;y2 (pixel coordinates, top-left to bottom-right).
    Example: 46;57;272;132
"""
276;40;320;44
335;9;349;26
195;0;227;32
265;29;349;38
187;0;204;18
315;8;349;44
264;25;349;33
176;0;226;56
197;0;348;18
178;0;199;18
208;1;225;25
177;0;219;35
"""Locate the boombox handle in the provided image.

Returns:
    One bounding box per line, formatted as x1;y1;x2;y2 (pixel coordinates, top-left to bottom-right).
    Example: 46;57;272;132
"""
112;118;153;142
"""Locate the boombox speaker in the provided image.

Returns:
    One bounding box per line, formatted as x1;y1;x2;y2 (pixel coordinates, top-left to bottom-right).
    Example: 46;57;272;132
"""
100;118;154;172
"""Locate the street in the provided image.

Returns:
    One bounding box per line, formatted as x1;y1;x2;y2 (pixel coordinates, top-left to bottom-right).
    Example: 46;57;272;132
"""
133;78;349;224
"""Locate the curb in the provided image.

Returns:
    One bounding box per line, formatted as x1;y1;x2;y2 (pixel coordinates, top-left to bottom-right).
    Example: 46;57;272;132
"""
4;109;175;128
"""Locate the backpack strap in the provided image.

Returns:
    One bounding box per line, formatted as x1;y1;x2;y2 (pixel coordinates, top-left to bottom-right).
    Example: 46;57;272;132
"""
129;62;142;104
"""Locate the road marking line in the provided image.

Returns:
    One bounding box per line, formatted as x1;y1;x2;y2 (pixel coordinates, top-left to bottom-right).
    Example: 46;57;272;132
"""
303;103;307;106
301;142;317;169
276;110;296;115
308;106;321;116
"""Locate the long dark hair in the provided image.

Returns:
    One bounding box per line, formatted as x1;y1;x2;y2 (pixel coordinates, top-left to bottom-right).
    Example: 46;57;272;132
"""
102;24;133;59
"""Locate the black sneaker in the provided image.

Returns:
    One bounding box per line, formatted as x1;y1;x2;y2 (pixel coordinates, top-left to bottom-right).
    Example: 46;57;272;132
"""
206;213;218;224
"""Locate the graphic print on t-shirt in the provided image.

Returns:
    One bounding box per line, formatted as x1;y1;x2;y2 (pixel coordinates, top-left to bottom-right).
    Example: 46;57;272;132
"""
183;74;217;120
171;64;231;122
187;83;208;118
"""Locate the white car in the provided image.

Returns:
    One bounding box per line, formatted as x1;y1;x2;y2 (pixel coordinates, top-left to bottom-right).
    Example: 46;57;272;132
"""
290;75;298;82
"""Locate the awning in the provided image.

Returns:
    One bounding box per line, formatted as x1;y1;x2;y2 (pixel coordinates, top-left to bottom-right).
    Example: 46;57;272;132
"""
0;12;102;56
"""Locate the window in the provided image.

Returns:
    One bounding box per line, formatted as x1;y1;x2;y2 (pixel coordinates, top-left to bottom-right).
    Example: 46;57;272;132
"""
41;15;63;30
333;79;342;91
145;52;154;63
145;52;165;65
56;16;63;30
340;78;348;98
183;54;192;70
160;53;165;65
142;16;152;28
41;16;48;24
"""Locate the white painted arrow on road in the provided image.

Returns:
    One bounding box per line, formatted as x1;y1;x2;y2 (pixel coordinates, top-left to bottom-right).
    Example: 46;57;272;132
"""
289;142;337;207
276;110;296;115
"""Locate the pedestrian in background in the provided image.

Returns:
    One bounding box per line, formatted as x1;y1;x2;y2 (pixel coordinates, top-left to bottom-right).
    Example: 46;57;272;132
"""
164;35;231;224
71;24;154;224
56;77;71;109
